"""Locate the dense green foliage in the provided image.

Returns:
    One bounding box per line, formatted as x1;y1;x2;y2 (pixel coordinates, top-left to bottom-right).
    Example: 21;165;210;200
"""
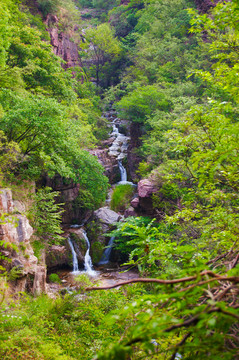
0;286;146;360
99;0;239;358
30;187;64;245
0;0;108;210
84;23;122;86
110;184;135;212
0;0;239;359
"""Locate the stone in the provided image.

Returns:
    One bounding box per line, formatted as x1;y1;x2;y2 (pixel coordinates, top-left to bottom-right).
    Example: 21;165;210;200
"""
138;179;158;198
89;148;119;184
124;206;137;217
0;187;45;294
0;189;13;213
131;197;139;208
13;200;26;213
94;207;123;225
33;265;47;295
45;15;82;69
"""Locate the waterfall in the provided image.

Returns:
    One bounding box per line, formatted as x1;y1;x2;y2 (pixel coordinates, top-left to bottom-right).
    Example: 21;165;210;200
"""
67;237;79;273
82;231;96;276
118;160;127;182
112;124;119;136
98;236;115;265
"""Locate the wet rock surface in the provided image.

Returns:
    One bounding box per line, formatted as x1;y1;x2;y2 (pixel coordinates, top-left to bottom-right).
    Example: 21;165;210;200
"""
56;267;139;292
89;148;119;184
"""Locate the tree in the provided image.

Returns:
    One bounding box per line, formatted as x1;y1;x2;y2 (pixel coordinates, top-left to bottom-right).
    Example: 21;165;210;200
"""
30;187;64;245
0;89;108;208
85;24;122;86
116;84;171;123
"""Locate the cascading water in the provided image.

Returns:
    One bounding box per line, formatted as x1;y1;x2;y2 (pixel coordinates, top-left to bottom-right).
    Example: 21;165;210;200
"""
98;236;115;265
118;160;127;182
82;231;96;276
107;114;135;186
67;237;79;273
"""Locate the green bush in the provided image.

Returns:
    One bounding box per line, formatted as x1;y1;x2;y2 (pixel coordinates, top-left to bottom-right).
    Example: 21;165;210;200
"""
49;273;61;284
37;0;60;17
110;184;134;212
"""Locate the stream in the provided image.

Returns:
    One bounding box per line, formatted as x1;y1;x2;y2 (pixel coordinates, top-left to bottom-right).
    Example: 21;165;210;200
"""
54;110;138;290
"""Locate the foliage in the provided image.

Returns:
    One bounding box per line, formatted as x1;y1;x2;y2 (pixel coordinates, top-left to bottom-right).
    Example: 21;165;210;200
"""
84;23;122;86
0;131;20;185
109;1;144;39
36;0;60;17
30;187;64;245
116;85;172;123
0;289;137;360
8;266;24;281
49;273;61;284
0;0;109;212
1;0;239;359
110;184;135;213
94;1;239;358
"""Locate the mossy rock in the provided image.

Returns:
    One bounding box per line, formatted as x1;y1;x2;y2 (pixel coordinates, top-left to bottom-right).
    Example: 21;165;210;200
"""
91;241;104;264
85;220;103;243
70;233;87;253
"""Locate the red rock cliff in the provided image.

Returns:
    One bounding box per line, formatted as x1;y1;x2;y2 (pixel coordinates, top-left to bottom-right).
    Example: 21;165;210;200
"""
45;14;82;69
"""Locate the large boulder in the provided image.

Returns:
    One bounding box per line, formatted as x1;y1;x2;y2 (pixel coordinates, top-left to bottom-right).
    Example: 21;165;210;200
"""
138;179;158;198
94;206;123;225
130;178;159;216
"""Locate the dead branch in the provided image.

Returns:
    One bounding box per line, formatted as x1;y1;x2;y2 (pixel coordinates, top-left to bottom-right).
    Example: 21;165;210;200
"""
230;253;239;269
85;271;239;291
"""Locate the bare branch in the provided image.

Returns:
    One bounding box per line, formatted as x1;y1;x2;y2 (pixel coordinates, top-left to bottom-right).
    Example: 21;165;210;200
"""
169;333;192;360
85;271;239;291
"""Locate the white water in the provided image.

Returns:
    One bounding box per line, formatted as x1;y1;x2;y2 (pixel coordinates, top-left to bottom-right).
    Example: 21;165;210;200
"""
98;236;115;265
67;237;79;273
108;118;130;160
82;231;96;276
118;160;127;182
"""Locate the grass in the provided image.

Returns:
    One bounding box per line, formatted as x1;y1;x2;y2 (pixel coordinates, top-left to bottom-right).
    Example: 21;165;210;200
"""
110;184;134;212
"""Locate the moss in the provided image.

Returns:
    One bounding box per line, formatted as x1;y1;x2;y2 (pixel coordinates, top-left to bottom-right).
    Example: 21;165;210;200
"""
85;220;103;242
32;240;44;260
70;233;87;253
91;241;104;264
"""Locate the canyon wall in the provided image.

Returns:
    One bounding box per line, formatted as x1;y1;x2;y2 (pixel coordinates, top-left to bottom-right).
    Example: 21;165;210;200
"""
45;14;82;70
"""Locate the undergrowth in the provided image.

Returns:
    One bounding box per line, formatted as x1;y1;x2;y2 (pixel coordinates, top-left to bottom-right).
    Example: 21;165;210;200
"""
110;184;134;212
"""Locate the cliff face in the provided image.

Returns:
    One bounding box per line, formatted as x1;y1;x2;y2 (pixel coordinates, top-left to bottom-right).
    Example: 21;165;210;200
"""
0;188;46;295
45;15;82;69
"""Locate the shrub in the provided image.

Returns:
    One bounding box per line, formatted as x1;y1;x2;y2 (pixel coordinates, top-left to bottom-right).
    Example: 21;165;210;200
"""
110;184;134;212
49;273;61;284
37;0;60;17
